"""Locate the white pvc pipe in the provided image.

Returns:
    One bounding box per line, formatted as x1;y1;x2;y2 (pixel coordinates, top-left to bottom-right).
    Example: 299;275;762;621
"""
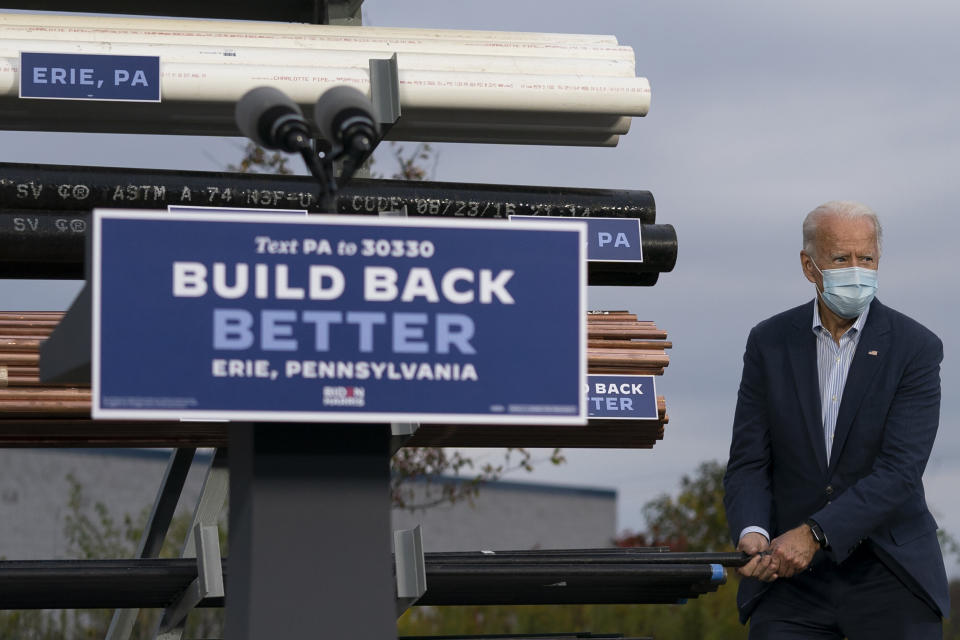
0;12;621;45
393;119;627;137
0;13;650;146
0;23;634;62
0;95;621;145
393;111;633;135
393;129;620;147
0;60;651;116
0;38;636;77
0;93;630;134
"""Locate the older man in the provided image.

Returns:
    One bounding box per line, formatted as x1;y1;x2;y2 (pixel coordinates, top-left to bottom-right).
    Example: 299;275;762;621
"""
723;201;948;638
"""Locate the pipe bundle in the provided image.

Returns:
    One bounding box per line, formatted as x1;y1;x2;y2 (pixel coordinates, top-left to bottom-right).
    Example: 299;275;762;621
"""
0;162;676;284
425;548;748;566
0;310;670;449
0;14;649;145
0;209;671;283
399;636;651;640
0;162;657;221
417;565;724;606
0;549;742;609
0;558;215;610
587;311;670;375
0;312;88;420
417;549;740;607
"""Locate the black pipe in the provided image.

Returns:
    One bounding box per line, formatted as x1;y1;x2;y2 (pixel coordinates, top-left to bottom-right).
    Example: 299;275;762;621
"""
0;555;726;610
0;1;329;22
416;562;724;606
0;211;673;283
0;162;672;283
430;547;670;557
424;563;722;580
424;550;749;567
401;636;651;640
0;162;656;222
417;588;718;607
0;558;202;609
401;636;650;640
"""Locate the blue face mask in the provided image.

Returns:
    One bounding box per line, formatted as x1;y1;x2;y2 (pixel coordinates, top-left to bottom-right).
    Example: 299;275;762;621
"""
811;260;878;319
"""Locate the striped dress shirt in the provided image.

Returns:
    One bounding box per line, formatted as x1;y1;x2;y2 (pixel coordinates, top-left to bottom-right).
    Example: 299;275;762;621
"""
813;299;870;461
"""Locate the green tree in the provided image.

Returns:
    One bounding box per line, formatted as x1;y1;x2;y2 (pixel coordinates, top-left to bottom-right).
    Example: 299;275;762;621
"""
615;460;732;552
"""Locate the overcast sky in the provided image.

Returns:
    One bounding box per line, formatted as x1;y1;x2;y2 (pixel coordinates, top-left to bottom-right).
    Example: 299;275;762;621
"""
2;0;959;570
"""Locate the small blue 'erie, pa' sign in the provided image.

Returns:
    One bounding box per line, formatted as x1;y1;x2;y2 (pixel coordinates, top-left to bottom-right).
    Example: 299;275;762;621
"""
19;52;161;102
510;215;643;262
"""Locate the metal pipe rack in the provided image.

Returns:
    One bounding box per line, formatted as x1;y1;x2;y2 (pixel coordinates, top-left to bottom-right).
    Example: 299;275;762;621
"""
0;549;746;609
0;4;712;639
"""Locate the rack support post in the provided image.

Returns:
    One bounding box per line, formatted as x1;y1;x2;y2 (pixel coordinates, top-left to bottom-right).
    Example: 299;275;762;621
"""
225;422;397;639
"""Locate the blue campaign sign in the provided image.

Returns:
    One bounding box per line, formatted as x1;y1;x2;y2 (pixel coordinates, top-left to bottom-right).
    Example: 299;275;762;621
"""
19;52;161;102
510;215;643;263
586;374;658;419
91;211;587;424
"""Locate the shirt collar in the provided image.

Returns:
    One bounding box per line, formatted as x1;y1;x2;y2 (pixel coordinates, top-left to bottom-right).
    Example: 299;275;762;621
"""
811;297;870;339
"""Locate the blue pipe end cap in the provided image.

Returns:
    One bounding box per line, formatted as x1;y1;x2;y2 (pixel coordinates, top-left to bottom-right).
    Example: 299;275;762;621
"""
711;564;725;582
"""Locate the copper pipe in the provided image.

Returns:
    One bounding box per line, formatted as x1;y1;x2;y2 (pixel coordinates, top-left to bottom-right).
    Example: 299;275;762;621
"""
589;321;659;329
588;328;668;339
0;366;39;376
590;367;665;376
587;351;669;362
0;366;75;387
0;400;91;415
0;388;91;400
0;337;43;351
0;420;228;447
0;418;668;449
2;376;47;387
0;335;50;343
0;326;55;336
0;312;64;320
0;318;60;327
588;340;672;350
0;352;39;365
587;313;638;323
1;310;672;447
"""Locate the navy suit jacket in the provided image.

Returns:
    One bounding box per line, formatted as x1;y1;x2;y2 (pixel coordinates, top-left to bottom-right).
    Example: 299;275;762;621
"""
723;298;948;622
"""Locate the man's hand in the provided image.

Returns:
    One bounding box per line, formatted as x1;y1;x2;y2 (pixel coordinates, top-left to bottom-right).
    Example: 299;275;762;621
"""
769;524;819;577
737;532;780;582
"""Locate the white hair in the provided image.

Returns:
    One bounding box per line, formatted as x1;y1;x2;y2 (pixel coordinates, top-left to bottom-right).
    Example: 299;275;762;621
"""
802;200;882;260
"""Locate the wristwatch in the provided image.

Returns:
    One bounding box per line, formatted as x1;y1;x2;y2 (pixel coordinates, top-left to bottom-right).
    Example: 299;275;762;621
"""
805;518;828;549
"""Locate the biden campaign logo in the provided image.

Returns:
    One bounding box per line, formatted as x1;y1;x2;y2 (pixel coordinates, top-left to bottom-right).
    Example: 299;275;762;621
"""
322;386;366;408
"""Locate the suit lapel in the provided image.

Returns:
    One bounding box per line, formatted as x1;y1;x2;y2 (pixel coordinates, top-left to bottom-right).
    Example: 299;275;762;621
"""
787;301;828;474
828;300;891;471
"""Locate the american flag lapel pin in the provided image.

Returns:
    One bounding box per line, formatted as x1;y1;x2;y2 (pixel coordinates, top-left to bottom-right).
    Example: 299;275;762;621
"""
868;350;878;356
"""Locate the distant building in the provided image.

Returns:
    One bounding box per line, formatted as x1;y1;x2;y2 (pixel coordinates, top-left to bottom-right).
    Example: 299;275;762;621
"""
0;449;616;560
394;475;617;551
